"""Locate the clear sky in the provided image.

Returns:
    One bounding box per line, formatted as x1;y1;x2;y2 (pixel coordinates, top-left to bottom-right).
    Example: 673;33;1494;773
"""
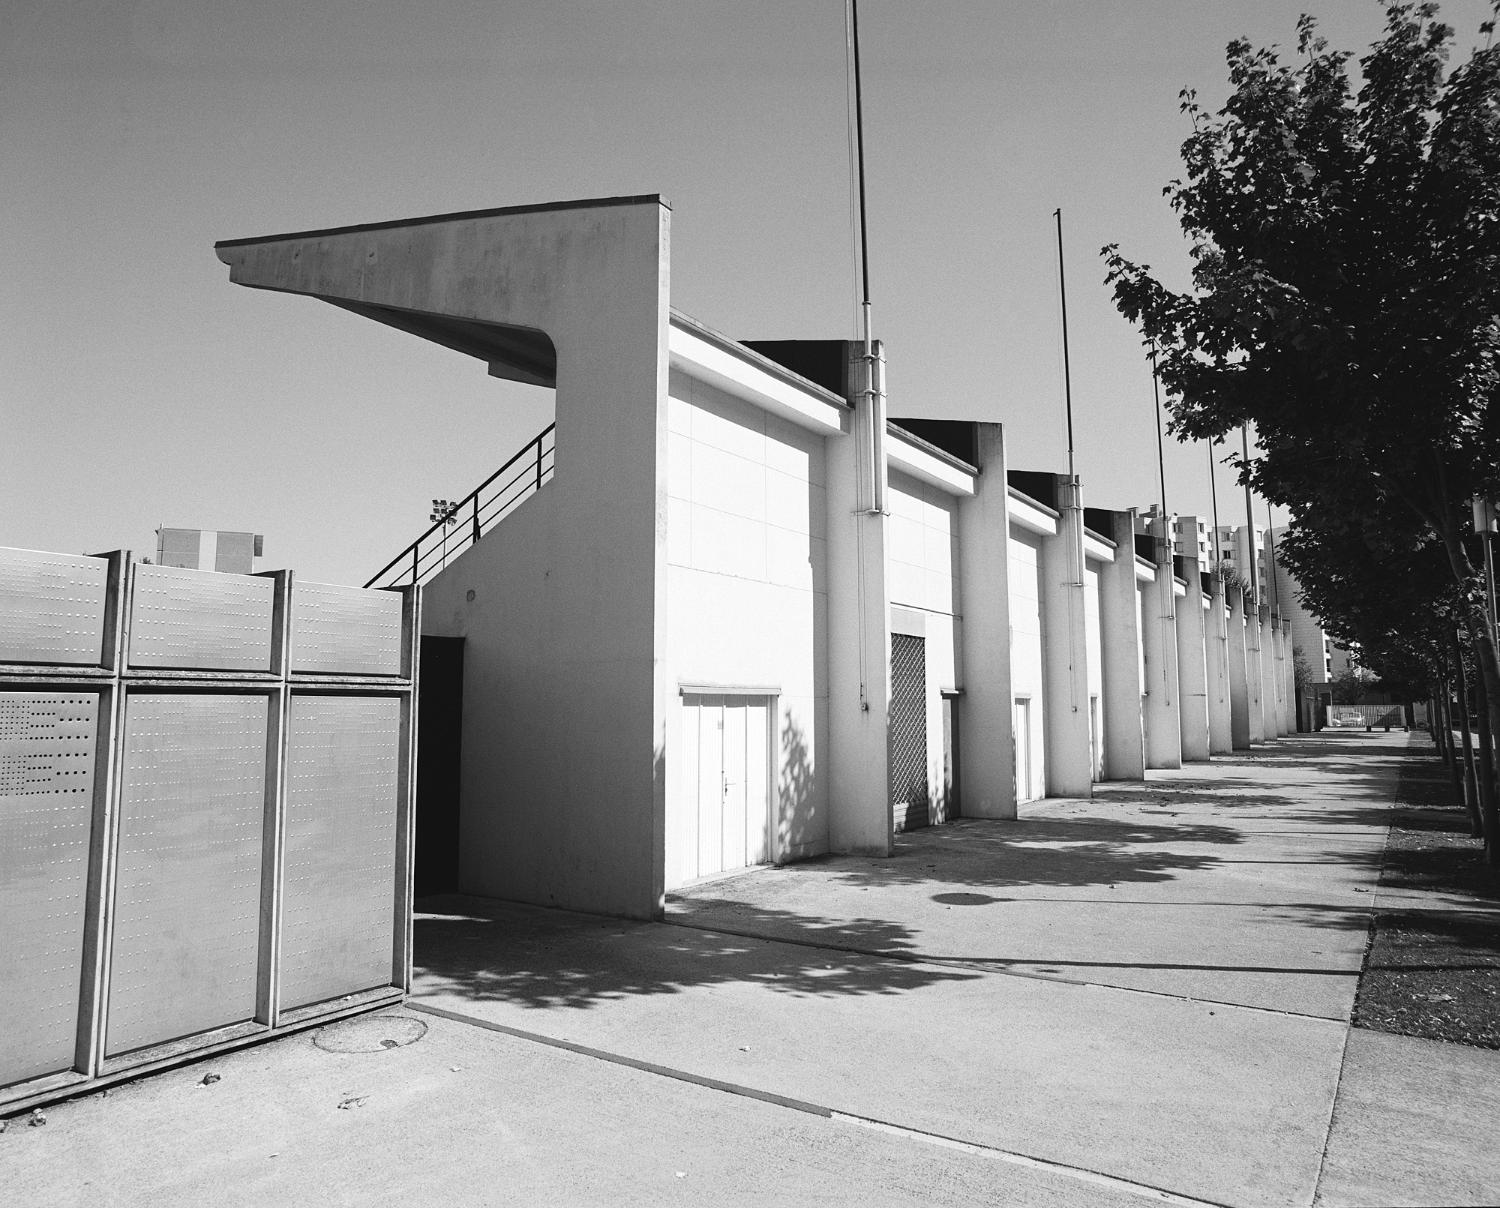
5;0;1494;584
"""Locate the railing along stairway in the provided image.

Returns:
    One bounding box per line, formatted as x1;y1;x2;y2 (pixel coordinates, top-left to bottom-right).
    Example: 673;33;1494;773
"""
365;423;555;588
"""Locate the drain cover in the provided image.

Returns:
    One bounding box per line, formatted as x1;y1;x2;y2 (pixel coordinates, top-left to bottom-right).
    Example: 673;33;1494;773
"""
313;1012;428;1054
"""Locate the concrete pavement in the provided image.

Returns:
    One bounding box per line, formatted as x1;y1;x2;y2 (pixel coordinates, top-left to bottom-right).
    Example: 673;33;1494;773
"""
6;732;1499;1206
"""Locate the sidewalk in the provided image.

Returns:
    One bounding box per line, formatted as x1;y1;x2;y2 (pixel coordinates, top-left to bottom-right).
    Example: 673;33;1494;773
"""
6;733;1499;1206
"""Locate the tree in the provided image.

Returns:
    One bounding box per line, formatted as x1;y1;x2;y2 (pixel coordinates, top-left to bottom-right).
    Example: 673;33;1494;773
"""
1104;3;1500;750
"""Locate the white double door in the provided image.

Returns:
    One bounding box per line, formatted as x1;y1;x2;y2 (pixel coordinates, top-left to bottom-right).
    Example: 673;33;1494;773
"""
675;694;772;885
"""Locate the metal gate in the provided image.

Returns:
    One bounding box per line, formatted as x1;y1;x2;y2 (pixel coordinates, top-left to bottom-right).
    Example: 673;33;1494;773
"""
889;633;929;832
1;547;418;1114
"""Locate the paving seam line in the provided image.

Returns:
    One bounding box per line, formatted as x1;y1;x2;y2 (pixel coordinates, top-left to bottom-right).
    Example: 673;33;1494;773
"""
405;999;1228;1208
660;917;1347;1024
1309;762;1399;1205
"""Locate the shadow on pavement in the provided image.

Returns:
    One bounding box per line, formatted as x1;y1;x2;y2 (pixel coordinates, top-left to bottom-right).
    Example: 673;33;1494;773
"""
413;896;978;1011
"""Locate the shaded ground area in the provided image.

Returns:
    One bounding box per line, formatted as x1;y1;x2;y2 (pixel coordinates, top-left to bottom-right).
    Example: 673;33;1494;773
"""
1354;737;1500;1047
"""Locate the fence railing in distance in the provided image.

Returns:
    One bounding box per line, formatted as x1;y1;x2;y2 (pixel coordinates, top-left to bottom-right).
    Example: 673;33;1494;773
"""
366;423;556;589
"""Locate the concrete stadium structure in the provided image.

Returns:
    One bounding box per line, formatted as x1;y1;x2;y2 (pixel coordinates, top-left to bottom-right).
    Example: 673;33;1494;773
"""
217;194;1296;921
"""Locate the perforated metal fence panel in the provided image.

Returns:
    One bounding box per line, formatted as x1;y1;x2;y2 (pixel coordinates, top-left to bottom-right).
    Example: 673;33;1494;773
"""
107;694;268;1057
127;565;275;671
0;547;417;1112
0;549;107;666
0;692;99;1085
889;633;930;832
290;582;403;676
280;695;402;1012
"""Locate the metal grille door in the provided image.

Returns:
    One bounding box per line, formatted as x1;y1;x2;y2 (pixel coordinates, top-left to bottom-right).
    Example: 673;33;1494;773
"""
889;634;929;831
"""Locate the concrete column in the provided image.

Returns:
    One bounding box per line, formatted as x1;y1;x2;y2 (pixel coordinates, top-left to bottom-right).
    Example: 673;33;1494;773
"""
1142;536;1182;769
1257;605;1279;742
1282;619;1297;735
1227;588;1251;750
1270;612;1287;737
1099;510;1145;780
1174;539;1210;762
1042;476;1093;797
1246;600;1266;744
1206;572;1233;754
826;343;892;854
956;423;1016;818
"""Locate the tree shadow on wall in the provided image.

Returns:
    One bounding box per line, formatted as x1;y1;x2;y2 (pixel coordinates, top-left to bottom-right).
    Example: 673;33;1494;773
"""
412;896;977;1011
775;712;820;861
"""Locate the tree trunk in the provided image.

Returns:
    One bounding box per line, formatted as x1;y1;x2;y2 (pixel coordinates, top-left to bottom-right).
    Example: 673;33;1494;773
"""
1453;636;1485;838
1475;638;1500;864
1435;514;1500;788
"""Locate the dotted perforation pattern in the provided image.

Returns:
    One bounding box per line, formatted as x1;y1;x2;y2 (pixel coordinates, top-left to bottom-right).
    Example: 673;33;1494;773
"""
290;582;402;676
106;694;267;1057
127;565;274;672
0;548;107;666
279;695;401;1011
0;692;99;1087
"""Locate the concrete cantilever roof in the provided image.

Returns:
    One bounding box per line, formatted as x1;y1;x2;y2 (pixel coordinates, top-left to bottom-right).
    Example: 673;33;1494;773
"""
215;194;670;388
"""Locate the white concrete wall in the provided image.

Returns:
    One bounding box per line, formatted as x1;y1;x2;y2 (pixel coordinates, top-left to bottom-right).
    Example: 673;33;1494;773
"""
1175;549;1210;763
662;367;829;883
888;470;961;822
1098;512;1145;782
826;346;891;854
241;199;677;920
1084;562;1105;779
1008;529;1046;801
1042;481;1093;798
955;424;1016;818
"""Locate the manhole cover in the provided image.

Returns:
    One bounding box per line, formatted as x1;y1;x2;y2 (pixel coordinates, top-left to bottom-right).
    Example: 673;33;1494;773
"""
313;1013;427;1054
931;892;1004;906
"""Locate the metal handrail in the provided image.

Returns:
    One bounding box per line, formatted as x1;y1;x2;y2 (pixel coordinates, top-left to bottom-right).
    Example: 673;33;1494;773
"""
365;423;556;588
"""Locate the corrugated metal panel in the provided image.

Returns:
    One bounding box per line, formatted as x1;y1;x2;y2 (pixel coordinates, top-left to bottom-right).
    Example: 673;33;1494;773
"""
279;695;400;1011
0;692;98;1086
107;694;267;1057
128;565;275;672
0;548;107;666
290;583;402;676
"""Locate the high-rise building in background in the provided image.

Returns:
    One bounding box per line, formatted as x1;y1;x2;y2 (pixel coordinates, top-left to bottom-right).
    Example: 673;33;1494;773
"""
155;528;263;574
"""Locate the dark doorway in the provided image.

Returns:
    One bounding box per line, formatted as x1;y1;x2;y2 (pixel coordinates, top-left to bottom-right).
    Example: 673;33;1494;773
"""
415;635;464;896
938;690;961;822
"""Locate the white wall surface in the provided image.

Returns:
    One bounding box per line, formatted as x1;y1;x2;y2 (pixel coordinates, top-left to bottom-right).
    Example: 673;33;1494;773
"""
662;367;830;883
1085;562;1105;780
1008;529;1046;801
888;470;961;822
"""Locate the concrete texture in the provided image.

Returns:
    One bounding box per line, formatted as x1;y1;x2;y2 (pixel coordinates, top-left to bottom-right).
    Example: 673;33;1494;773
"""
413;900;1343;1207
3;1007;1146;1208
1316;1029;1500;1207
10;732;1500;1207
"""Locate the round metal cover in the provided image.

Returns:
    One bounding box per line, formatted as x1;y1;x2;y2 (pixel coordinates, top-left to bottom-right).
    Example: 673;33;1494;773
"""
313;1012;427;1054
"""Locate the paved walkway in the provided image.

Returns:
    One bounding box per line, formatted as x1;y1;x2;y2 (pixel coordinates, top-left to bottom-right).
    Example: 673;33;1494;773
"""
7;733;1500;1206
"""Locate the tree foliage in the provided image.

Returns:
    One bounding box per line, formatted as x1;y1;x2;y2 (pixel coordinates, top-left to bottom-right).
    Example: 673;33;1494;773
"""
1104;2;1500;715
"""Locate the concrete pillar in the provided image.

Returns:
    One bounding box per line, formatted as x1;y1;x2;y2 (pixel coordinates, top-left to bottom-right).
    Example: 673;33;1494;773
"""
1099;510;1145;780
1142;536;1182;769
827;343;892;854
1257;605;1278;742
955;423;1016;818
1174;538;1210;762
1282;619;1297;735
1270;611;1287;737
1206;572;1233;754
1042;476;1093;797
1227;588;1251;750
1246;600;1266;744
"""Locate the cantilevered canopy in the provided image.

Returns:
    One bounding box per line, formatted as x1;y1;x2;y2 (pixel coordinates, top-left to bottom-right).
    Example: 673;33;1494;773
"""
215;195;666;388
